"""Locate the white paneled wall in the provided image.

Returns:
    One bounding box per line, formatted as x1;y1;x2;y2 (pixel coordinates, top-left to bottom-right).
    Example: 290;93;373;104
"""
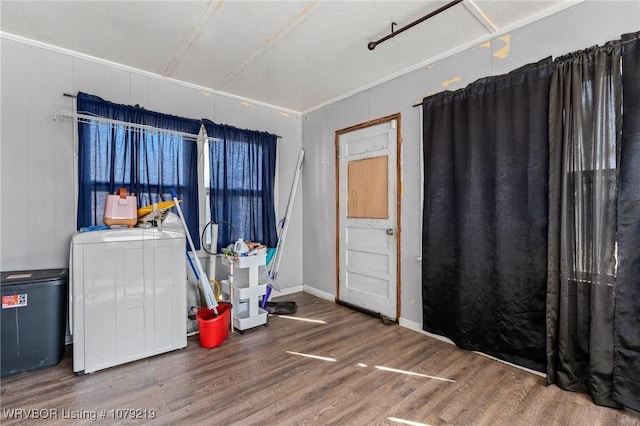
301;1;640;326
2;1;638;324
0;37;303;298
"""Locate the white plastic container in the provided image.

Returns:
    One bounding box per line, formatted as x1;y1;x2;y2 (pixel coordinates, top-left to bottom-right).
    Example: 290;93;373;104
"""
233;238;249;256
70;223;186;374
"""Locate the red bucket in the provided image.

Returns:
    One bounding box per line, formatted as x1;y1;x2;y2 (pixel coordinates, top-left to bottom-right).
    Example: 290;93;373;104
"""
196;303;231;348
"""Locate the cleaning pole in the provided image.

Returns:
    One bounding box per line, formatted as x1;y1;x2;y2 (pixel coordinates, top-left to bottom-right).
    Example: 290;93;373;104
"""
261;148;304;308
170;187;218;314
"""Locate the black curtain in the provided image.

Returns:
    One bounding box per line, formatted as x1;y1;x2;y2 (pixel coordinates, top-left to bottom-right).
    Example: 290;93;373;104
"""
613;31;640;412
422;58;552;372
546;42;623;408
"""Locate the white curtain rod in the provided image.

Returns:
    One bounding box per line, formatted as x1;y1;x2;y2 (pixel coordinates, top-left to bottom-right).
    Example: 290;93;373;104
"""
59;93;281;139
55;110;219;142
56;110;283;141
56;111;201;141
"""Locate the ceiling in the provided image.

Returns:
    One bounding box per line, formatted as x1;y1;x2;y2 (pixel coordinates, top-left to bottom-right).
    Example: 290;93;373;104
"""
1;1;573;113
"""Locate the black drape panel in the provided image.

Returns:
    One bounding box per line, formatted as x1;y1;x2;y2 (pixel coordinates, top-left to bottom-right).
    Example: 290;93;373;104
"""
546;42;622;408
422;58;552;372
614;31;640;412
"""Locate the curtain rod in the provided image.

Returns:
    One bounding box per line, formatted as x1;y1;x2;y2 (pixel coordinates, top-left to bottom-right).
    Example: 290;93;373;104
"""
63;93;282;139
56;111;204;142
368;0;464;50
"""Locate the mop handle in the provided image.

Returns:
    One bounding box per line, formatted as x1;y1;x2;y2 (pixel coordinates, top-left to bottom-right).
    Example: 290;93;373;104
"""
262;149;304;310
170;188;218;311
170;188;199;255
269;149;304;280
186;252;199;280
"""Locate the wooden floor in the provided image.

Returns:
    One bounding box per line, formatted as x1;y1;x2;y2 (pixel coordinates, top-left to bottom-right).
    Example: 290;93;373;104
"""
2;292;639;426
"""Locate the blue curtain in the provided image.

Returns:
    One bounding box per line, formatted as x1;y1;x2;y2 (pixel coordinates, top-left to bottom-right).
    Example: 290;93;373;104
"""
77;92;202;248
202;119;277;251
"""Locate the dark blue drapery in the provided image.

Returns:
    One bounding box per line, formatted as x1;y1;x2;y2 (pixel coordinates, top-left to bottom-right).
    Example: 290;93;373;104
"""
202;119;277;251
77;92;202;248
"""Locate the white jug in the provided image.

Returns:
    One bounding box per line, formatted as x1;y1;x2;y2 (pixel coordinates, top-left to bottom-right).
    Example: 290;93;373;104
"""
233;238;249;256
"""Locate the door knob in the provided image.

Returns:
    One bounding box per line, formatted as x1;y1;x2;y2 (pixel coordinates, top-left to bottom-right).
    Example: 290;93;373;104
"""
386;228;394;235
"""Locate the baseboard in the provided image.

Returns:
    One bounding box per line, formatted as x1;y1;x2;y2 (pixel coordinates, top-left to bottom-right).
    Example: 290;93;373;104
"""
399;318;457;345
302;285;335;302
270;285;304;297
399;318;545;378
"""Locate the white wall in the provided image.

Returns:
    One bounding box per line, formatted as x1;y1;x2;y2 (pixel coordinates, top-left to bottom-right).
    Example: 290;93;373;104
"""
2;1;638;329
301;1;640;326
0;37;304;295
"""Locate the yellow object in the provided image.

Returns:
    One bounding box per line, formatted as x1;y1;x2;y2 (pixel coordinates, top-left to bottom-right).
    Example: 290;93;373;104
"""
209;279;222;301
137;200;180;217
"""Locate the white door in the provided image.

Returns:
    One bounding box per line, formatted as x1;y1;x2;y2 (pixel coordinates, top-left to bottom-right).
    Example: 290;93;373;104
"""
337;115;400;320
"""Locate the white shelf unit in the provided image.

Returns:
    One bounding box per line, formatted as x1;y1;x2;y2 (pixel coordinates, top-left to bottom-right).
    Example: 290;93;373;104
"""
221;253;268;332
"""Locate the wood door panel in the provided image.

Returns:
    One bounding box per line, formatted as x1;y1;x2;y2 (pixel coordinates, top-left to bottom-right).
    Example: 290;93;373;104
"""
347;155;388;219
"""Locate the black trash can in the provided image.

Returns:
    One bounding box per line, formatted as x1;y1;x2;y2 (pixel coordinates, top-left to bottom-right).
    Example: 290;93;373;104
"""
1;268;68;378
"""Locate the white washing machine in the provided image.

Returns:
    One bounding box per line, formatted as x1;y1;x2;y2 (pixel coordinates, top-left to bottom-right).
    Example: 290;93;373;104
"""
70;216;187;374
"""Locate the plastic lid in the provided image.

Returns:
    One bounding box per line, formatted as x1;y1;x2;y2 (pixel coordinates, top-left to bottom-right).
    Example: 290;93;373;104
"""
1;268;68;285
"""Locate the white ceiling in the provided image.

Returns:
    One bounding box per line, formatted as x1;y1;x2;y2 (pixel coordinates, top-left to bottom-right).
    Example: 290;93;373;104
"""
1;1;574;112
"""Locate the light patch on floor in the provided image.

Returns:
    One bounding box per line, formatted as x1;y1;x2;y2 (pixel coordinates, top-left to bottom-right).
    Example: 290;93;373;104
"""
374;365;455;382
278;315;327;324
388;417;432;426
286;351;336;362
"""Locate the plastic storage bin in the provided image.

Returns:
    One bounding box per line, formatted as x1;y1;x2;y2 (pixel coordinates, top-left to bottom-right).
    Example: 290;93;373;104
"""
1;268;68;378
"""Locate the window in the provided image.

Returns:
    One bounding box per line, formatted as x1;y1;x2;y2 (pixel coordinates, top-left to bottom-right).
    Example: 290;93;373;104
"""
76;92;202;247
202;120;278;252
558;57;622;286
566;168;618;285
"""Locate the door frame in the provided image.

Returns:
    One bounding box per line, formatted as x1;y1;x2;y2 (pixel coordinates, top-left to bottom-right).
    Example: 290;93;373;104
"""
334;113;402;319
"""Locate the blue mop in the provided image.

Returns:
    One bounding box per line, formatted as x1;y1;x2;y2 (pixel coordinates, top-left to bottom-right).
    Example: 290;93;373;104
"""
170;187;218;314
